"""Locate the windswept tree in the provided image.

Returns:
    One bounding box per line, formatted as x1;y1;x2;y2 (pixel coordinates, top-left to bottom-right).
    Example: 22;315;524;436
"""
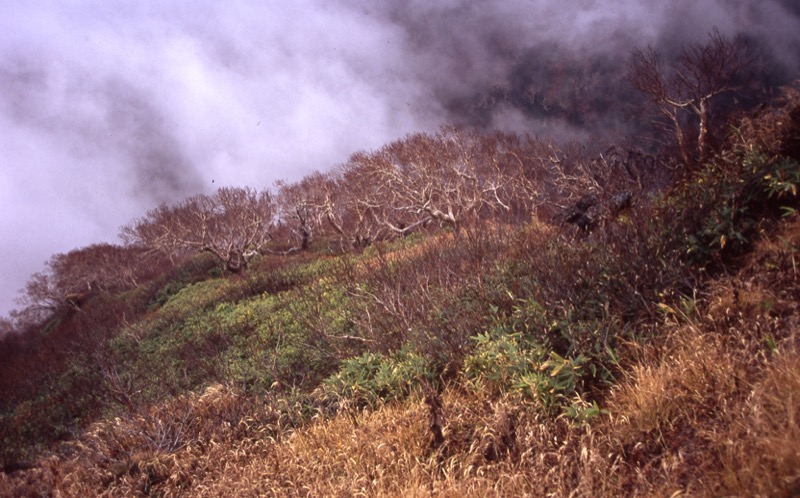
122;186;275;273
628;28;755;164
466;130;568;222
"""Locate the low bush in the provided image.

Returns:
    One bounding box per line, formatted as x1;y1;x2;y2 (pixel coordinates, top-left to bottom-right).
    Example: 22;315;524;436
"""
319;347;436;409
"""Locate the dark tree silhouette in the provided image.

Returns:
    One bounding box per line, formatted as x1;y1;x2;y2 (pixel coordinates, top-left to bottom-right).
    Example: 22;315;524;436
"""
628;28;755;164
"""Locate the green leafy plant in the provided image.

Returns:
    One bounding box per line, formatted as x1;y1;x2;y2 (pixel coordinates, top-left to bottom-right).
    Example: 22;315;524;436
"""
512;352;589;413
463;327;543;395
564;397;608;424
762;156;800;217
682;147;800;266
320;347;435;408
463;324;604;414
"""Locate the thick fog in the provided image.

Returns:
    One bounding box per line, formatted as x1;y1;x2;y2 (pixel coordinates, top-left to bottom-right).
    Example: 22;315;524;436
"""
1;0;798;316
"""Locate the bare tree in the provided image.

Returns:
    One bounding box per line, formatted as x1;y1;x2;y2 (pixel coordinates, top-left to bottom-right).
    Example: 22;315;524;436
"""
482;131;569;221
628;28;755;164
276;175;320;252
275;171;358;252
122;186;275;273
49;244;162;293
13;271;63;320
340;152;407;242
359;128;519;237
12;244;144;320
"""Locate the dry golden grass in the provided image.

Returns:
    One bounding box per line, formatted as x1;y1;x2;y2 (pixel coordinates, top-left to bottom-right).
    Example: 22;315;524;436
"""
600;216;800;497
3;333;798;496
708;349;800;496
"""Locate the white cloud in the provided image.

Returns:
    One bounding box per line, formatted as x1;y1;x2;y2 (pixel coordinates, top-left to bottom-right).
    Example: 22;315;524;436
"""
0;0;797;316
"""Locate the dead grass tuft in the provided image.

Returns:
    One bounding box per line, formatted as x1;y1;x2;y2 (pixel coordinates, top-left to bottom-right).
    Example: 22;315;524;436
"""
708;349;800;497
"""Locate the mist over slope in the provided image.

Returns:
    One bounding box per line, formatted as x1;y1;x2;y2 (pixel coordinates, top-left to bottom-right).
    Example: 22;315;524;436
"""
1;0;799;316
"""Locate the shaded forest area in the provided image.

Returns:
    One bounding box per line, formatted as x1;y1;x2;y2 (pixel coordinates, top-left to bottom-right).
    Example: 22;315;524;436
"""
2;31;800;496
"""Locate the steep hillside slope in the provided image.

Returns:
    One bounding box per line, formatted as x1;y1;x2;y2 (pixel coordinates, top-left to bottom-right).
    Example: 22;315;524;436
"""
1;83;799;496
2;216;799;497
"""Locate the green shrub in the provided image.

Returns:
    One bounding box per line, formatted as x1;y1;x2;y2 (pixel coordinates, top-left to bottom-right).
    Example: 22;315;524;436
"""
463;327;543;395
762;156;800;216
320;347;435;408
463;319;615;416
681;148;800;266
512;351;589;414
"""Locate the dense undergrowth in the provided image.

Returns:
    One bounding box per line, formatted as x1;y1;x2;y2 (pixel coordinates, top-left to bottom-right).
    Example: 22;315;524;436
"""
1;84;799;496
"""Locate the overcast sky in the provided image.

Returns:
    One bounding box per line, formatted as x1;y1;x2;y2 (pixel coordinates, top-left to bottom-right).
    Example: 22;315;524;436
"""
1;1;799;317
